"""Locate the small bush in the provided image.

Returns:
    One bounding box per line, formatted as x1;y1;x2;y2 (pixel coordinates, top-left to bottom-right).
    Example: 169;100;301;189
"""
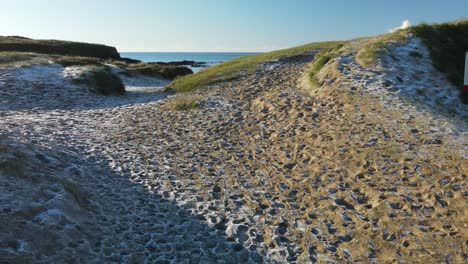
92;69;125;95
81;68;125;95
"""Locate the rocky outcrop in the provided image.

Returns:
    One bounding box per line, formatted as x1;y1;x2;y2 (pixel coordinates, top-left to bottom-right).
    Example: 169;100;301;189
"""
159;60;208;68
0;36;121;59
117;62;193;80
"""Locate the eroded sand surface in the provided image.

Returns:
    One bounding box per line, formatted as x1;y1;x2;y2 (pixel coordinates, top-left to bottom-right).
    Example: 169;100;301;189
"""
0;41;467;263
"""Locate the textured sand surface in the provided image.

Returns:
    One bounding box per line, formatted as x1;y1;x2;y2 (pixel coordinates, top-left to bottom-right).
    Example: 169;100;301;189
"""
0;37;467;263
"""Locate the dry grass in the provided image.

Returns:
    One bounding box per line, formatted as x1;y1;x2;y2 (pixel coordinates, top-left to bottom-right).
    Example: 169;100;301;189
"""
0;52;51;69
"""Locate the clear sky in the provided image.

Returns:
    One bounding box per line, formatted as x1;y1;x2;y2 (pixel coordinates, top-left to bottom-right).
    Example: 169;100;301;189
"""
0;0;467;52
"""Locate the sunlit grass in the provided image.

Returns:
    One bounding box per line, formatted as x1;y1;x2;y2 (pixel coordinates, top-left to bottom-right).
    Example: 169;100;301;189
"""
308;43;345;88
169;41;345;92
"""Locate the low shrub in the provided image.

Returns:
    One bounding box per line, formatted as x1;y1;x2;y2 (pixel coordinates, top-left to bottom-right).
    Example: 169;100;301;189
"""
90;69;126;95
74;68;125;95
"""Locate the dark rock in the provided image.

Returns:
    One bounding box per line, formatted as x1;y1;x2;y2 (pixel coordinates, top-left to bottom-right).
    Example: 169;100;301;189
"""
119;57;142;64
157;60;208;68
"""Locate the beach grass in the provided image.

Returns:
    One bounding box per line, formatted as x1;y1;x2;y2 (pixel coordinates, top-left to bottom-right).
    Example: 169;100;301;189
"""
355;30;408;67
0;52;51;68
308;43;345;87
169;41;345;92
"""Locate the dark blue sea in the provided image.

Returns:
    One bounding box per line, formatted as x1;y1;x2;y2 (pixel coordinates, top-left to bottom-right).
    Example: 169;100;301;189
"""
120;52;259;72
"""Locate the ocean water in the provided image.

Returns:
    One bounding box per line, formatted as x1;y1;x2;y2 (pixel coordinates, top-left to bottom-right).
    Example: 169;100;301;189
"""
120;52;259;71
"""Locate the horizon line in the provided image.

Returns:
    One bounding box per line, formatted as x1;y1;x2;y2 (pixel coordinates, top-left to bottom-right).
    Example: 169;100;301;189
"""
118;51;264;53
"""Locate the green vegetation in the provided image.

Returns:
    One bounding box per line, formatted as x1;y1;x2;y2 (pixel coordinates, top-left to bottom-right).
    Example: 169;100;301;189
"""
90;69;126;95
0;36;120;59
74;67;125;95
0;52;192;82
169;41;345;92
0;36;193;80
355;30;408;67
55;56;103;67
122;62;193;79
308;43;344;87
0;52;51;68
411;19;468;102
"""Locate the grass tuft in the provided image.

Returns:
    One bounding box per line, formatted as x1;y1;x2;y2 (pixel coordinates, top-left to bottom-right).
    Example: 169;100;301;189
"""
308;43;344;88
355;30;408;67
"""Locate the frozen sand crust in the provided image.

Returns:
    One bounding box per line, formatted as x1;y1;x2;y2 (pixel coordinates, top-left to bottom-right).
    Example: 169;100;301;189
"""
1;41;467;263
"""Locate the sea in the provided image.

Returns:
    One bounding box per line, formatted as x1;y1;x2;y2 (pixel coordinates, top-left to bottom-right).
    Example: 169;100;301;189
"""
120;52;259;72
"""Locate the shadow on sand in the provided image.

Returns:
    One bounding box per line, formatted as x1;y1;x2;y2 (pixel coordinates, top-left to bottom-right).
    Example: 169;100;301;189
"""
0;136;260;263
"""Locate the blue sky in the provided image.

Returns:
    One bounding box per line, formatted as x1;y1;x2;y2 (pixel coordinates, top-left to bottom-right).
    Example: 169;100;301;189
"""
0;0;467;52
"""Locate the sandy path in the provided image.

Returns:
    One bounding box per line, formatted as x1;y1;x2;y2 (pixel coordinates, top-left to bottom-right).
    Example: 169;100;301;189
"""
0;73;261;263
